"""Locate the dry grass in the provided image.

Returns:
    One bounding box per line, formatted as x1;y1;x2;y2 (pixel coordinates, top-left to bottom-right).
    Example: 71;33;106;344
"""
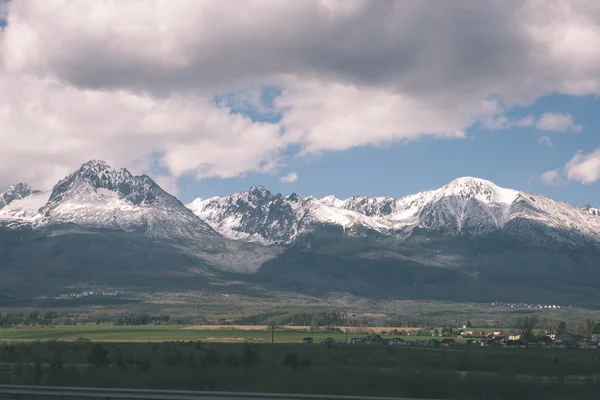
183;325;275;330
203;337;265;342
183;325;424;333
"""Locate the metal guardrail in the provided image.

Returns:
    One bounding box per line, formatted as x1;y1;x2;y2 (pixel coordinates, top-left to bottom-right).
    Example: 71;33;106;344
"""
0;385;443;400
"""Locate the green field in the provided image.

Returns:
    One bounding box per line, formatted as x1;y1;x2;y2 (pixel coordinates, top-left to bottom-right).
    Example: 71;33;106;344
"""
0;325;463;344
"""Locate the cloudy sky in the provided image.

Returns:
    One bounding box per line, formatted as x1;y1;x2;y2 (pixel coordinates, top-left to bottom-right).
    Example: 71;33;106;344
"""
1;0;599;205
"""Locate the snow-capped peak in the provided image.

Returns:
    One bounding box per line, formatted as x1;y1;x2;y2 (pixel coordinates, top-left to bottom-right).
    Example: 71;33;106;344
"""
320;195;344;208
30;160;218;239
50;160;128;200
447;176;492;186
0;183;49;222
247;185;272;199
439;177;519;205
0;182;42;209
187;197;206;209
287;192;301;202
47;160;167;208
82;159;111;170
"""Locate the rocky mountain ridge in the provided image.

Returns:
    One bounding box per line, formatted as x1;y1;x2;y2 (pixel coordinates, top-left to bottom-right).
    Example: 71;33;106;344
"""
188;177;600;248
3;166;598;250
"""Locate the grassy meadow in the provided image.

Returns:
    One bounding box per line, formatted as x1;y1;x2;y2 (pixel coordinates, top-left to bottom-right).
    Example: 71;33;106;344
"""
0;324;452;343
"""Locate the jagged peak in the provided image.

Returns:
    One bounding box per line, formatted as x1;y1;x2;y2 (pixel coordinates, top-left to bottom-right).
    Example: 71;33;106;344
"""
9;182;32;191
81;159;112;169
1;182;43;208
287;192;300;202
248;185;272;198
52;161;120;195
45;160;170;207
78;160;131;178
249;185;268;192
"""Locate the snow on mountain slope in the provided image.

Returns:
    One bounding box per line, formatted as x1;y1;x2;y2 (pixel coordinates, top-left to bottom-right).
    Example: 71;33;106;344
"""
188;186;300;245
507;194;600;243
320;177;600;241
35;160;218;239
0;183;49;222
319;195;346;208
1;182;42;209
188;177;600;246
336;177;517;229
188;186;390;245
0;190;49;221
584;205;600;217
3;165;598;250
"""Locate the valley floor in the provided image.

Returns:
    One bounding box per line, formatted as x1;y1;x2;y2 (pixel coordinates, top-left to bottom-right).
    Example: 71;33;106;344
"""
4;294;600;327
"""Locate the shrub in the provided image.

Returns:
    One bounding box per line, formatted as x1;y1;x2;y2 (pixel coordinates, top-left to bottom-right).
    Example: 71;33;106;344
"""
87;344;109;367
283;353;299;370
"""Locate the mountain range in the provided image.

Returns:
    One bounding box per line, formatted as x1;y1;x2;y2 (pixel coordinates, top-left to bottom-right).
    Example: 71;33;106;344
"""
187;178;600;249
1;160;600;308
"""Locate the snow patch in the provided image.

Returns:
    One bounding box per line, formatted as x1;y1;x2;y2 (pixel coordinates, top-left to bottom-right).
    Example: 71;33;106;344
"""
96;188;120;199
0;191;49;221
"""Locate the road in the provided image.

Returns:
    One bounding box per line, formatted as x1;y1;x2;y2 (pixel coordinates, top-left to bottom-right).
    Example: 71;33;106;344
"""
0;384;444;400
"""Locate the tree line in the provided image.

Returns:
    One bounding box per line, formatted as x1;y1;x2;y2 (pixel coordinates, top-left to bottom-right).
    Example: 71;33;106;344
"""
0;311;208;327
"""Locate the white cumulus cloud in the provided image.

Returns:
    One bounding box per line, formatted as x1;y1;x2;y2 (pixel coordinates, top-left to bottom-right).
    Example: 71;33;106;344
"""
280;172;299;183
1;0;600;189
536;113;582;133
484;115;535;130
540;169;560;185
538;136;553;147
513;116;536;127
541;149;600;186
0;75;284;188
565;149;600;184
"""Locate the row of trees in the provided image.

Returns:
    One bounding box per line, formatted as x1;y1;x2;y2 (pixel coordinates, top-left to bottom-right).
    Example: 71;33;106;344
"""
0;309;429;329
114;313;206;326
0;311;64;327
555;319;600;336
0;311;208;327
234;311;435;328
513;317;600;341
235;311;349;327
4;310;600;332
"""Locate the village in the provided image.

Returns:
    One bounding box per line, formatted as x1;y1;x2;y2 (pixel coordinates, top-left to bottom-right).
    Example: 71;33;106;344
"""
56;289;119;300
490;301;565;310
300;328;600;349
